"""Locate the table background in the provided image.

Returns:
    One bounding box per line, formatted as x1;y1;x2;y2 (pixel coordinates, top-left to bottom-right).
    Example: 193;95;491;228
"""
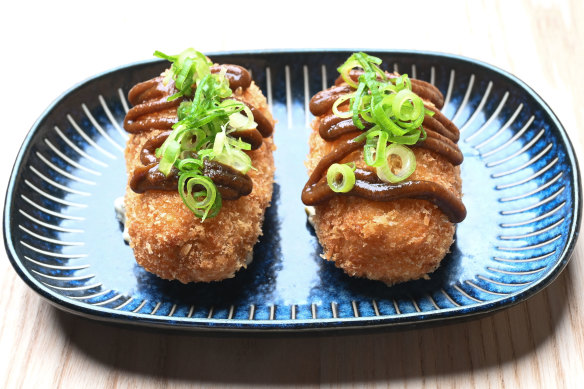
1;0;583;387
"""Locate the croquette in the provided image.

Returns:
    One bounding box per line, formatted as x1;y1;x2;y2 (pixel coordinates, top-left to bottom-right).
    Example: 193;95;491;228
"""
305;73;464;285
124;71;275;283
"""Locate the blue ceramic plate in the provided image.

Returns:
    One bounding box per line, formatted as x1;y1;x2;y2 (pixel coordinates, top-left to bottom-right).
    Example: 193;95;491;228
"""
4;50;581;331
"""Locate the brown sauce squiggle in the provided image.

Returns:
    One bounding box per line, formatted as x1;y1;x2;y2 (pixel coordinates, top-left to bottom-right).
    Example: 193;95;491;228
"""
319;115;373;140
140;130;172;165
130;164;179;193
131;155;252;201
203;159;253;199
124;77;181;134
316;114;462;166
302;138;364;205
230;97;274;137
309;86;459;146
311;99;462;166
304;71;466;222
423;105;459;142
231;128;264;150
124;65;273;136
210;64;252;90
307;88;350;115
124;63;269;199
306;172;466;223
309;85;354;117
411;79;445;111
301;137;466;223
418;130;463;166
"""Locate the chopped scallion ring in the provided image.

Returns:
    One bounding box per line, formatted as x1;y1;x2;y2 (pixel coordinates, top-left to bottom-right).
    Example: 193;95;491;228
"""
364;130;389;167
213;129;227;155
228;107;255;130
327;163;356;193
376;144;416;183
177;158;203;172
332;93;354;118
214;148;252;174
178;173;221;221
332;52;437;183
154;48;212;100
158;139;181;176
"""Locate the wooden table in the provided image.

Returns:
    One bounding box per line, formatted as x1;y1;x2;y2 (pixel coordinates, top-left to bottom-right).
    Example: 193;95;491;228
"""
1;0;582;387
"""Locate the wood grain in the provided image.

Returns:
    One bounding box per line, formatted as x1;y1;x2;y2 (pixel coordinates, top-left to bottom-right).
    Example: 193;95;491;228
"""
1;0;583;388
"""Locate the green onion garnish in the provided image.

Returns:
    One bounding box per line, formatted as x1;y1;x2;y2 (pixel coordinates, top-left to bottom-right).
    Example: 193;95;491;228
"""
327;163;357;193
376;144;417;184
330;52;433;190
363;130;389;167
153;48;256;220
178;172;221;220
154;48;211;100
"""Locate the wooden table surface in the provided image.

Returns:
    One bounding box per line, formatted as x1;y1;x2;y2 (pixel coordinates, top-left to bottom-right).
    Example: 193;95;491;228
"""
1;0;583;387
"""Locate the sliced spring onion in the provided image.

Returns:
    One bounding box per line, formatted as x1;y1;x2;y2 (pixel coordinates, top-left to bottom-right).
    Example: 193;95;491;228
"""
332;92;354;118
213;129;227;155
228;108;255;130
227;136;252;151
327;163;356;193
393;74;411;91
177;158;203;172
180;128;208;152
157;138;181;176
152;48;259;220
364;130;389;167
350;81;368;130
376;144;416;183
335;53;430;139
210;126;253;173
337;52;384;88
392;89;424;124
331;52;438;182
178;173;221;221
386;131;423;145
214;147;252;174
154;48;212;100
371;95;408;136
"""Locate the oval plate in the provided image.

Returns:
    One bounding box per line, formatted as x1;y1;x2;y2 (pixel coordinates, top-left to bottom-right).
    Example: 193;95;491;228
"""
4;50;581;331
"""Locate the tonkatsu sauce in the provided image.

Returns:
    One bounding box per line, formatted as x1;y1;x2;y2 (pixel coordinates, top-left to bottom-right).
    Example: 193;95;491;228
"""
303;72;466;223
124;64;271;198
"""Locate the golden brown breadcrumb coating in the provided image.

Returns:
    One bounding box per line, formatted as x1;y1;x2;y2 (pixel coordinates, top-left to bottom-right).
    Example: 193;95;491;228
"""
125;82;275;283
307;109;463;286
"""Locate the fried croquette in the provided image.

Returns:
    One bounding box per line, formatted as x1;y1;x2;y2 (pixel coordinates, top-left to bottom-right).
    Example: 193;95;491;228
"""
124;67;275;283
304;61;464;285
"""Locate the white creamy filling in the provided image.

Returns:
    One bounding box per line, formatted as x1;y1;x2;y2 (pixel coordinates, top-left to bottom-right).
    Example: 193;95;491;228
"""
114;196;130;243
305;206;316;228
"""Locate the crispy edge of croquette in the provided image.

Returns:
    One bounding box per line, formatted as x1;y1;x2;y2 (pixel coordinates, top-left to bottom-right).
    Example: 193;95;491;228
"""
124;82;275;283
306;116;463;285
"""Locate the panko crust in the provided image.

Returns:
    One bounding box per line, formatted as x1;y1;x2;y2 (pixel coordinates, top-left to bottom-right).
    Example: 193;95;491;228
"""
124;81;275;283
308;115;462;285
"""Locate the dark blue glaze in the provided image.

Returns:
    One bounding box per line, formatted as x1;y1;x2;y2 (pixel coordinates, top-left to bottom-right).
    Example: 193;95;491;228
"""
3;50;581;331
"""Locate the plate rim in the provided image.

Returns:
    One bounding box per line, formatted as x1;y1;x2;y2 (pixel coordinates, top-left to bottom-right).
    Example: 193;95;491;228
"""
3;49;582;332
